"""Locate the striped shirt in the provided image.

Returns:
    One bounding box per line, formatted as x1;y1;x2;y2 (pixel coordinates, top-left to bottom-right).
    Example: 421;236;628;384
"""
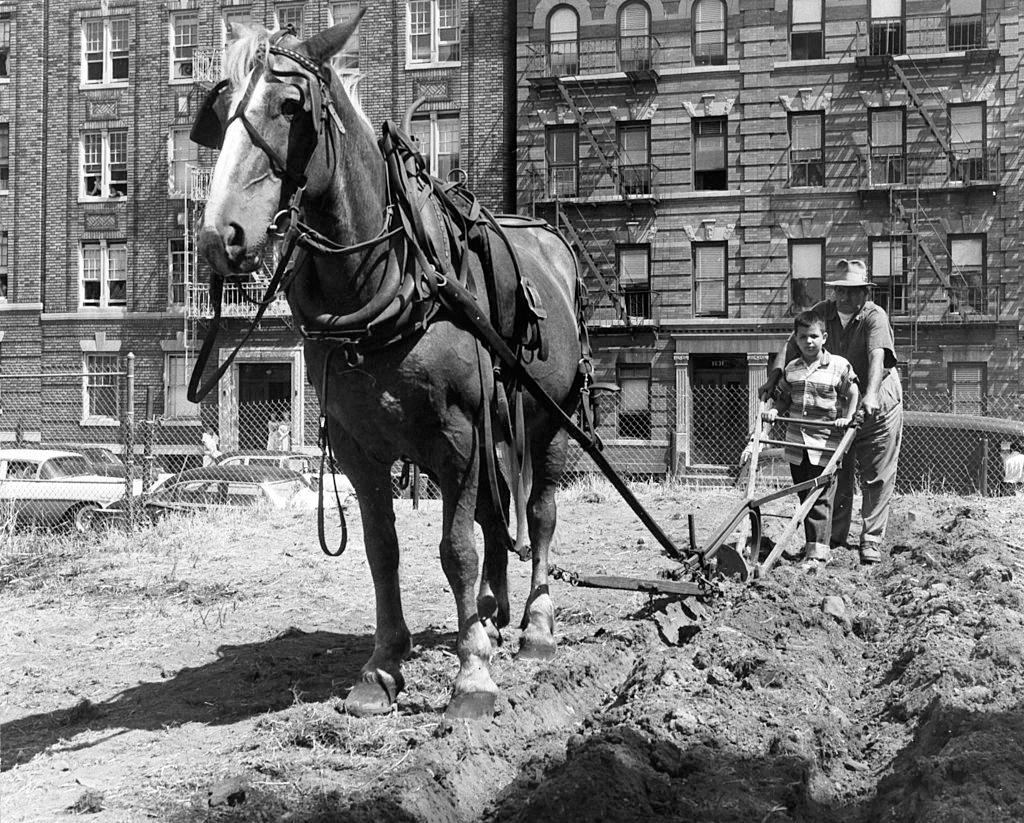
776;350;858;467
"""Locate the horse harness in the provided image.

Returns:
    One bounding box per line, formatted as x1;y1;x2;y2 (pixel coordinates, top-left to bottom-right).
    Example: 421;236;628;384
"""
187;38;687;566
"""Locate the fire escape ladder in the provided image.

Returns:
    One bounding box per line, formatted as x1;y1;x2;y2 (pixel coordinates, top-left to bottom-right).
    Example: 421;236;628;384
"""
896;195;970;321
886;57;954;162
554;204;625;324
554;79;623;196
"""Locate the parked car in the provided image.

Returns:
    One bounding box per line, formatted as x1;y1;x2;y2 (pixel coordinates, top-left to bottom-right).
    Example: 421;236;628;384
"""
0;448;131;532
216;451;354;503
47;444;129;478
92;464;323;528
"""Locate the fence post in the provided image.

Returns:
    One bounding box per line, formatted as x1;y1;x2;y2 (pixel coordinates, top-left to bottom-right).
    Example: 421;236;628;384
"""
979;436;989;496
125;353;136;528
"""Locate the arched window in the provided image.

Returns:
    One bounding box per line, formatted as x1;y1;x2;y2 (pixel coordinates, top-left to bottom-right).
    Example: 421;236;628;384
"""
619;2;651;71
548;6;579;76
693;0;727;65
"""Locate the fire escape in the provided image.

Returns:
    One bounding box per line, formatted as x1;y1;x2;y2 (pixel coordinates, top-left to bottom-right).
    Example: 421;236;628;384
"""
523;33;660;326
853;11;1004;363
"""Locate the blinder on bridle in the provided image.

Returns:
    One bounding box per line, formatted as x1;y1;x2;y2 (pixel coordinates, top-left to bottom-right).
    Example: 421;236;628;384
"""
191;79;232;149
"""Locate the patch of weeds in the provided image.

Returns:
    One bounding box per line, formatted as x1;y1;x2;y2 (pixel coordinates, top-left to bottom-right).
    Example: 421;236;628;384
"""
258;703;427;759
66;789;104;814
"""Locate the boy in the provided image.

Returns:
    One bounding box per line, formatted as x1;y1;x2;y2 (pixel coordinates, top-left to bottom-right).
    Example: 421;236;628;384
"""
764;310;860;565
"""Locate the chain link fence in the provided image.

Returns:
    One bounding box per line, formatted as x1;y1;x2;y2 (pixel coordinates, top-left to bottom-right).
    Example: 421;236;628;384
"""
4;359;1024;537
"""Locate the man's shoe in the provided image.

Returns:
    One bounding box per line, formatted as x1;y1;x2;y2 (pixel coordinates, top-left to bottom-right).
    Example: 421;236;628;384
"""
859;545;881;565
804;544;831;564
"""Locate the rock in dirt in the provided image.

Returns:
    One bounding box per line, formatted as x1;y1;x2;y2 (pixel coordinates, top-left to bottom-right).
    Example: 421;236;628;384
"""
822;595;852;633
208;775;248;807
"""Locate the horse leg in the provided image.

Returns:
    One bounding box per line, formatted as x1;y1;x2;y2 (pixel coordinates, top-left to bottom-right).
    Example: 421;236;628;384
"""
340;454;412;717
440;450;499;719
474;476;512;647
518;429;567;660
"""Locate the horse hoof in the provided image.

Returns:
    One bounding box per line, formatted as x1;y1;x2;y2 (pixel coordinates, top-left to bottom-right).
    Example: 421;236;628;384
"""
344;676;400;717
517;639;557;661
446;691;496;720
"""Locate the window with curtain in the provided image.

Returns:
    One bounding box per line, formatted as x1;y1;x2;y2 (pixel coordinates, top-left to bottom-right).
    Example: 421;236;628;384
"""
791;0;823;60
617;245;651;318
80;241;127;308
169;128;198;196
170;11;197;81
789;112;824;187
869;0;904;55
618;123;651;195
546;127;578;197
619;2;651;71
693;242;727;317
693;0;727;65
949;362;986;414
693;116;727;190
617;364;652;439
949;234;986;313
409;114;460;181
165;353;201;419
790;240;824;309
869;108;905;185
949;103;986;182
870;236;909;315
548;6;578;75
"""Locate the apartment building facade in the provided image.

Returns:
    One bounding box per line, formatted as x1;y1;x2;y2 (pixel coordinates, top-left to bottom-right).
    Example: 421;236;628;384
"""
0;0;515;466
518;0;1023;473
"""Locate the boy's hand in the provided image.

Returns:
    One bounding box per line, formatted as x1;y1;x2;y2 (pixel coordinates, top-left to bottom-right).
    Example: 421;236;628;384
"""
833;417;851;428
762;408;779;422
740;445;753;465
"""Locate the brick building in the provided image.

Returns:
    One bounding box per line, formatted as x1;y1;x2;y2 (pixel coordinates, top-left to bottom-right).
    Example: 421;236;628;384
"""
518;0;1023;475
0;0;515;467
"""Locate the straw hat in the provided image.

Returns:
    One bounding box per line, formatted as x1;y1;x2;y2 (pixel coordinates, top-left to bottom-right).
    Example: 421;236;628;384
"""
827;259;873;288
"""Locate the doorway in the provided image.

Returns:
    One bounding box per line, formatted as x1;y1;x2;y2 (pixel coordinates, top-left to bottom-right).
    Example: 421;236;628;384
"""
690;354;749;465
238;362;292;451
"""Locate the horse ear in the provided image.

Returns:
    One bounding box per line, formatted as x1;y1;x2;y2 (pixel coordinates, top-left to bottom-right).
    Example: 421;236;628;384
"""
303;7;366;64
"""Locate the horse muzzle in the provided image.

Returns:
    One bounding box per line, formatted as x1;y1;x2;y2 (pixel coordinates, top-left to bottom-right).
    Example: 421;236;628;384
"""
198;226;262;276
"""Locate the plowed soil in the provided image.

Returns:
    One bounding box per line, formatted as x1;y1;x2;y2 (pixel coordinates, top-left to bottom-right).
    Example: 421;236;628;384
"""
3;485;1024;822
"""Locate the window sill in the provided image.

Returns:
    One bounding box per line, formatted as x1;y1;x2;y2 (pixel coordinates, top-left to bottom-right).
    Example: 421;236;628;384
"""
79;81;130;91
661;64;739;78
161;417;203;427
81;416;120;428
168;76;194;86
79;196;127;204
404;60;461;71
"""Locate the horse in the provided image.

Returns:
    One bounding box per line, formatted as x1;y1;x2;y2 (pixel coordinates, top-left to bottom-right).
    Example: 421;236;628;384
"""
192;14;587;720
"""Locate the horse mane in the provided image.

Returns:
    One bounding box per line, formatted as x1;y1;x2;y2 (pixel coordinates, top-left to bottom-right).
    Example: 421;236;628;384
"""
223;24;371;129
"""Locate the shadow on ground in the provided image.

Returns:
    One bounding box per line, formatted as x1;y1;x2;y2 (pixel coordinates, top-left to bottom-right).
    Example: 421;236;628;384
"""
2;626;456;771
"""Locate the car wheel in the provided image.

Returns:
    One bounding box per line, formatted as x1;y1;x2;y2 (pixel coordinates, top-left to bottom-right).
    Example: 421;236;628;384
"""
72;504;98;534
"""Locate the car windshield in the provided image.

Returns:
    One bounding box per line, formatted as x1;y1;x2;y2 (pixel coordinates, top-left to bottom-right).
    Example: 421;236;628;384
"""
88;449;122;466
40;456;93;479
262;479;311;504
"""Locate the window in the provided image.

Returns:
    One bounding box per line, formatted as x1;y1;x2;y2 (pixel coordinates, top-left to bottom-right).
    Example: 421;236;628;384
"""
789;112;824;186
82;17;129;85
330;2;361;72
80;241;127;308
619;2;651;72
165;354;200;420
869;108;905;185
693;116;727;190
169;237;189;306
170;11;197;81
617;364;651;439
618;123;651;195
790;240;824;310
949;0;984;50
409;114;460;180
949;362;986;415
869;0;904;56
547;6;578;75
546;127;578;197
870;236;909;315
791;0;823;60
617;245;650;319
0;15;10;78
0;123;8;191
408;0;460;65
223;9;254;47
949;103;986;183
949;234;987;313
81;130;128;199
0;230;8;303
169;128;198;196
277;3;306;37
693;242;727;317
83;354;121;422
693;0;727;65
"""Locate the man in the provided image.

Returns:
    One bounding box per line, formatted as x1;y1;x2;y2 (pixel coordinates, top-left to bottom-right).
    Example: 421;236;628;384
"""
761;259;903;565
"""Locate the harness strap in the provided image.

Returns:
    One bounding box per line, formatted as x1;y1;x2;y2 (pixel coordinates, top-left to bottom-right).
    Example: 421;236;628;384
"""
317;346;348;557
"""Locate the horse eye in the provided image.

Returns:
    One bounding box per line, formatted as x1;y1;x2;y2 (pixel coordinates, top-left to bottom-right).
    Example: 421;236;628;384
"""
280;98;302;117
